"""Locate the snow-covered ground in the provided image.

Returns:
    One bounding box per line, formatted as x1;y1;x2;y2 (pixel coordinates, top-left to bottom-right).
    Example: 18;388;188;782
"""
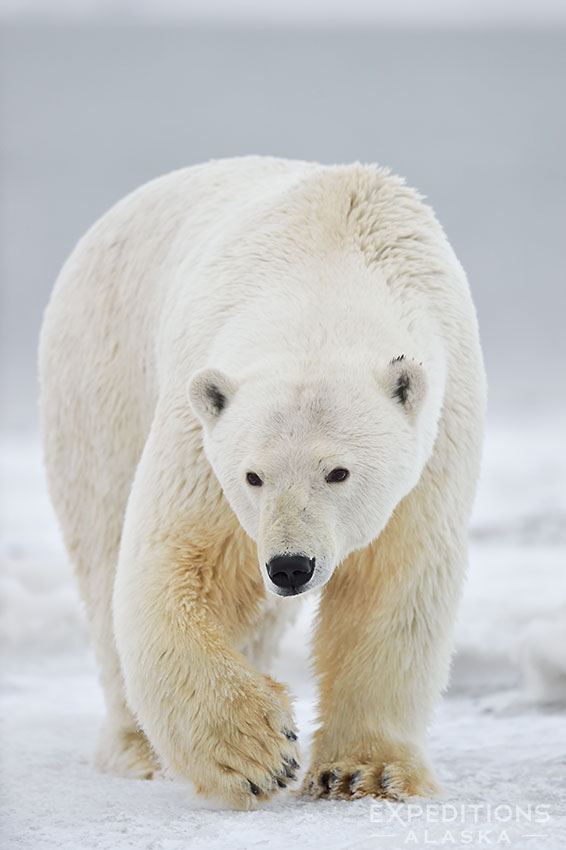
1;417;565;849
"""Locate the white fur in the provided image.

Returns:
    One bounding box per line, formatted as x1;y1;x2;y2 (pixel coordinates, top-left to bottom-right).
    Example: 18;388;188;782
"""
39;156;486;806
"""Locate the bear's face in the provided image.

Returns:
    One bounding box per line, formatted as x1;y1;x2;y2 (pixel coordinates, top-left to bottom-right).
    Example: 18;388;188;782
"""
189;359;429;596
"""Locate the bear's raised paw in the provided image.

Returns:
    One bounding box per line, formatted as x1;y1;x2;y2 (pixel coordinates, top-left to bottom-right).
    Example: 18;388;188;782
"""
190;675;301;809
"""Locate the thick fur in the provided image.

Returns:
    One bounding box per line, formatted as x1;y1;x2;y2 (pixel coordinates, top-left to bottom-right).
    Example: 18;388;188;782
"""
39;156;486;808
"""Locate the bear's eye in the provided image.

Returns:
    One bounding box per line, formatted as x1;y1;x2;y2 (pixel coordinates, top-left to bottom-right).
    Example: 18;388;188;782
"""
326;467;350;483
246;472;263;487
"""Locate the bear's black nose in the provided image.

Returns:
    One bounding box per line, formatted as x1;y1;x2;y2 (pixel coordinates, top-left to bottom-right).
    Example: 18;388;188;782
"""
266;554;315;590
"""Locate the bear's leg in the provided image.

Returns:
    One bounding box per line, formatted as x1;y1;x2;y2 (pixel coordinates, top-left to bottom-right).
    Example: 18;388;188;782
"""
304;489;466;801
112;412;300;809
92;618;161;780
239;596;300;675
40;396;159;780
74;542;161;780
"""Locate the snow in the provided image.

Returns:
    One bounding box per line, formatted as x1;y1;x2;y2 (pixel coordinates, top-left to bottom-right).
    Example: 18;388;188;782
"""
1;417;565;848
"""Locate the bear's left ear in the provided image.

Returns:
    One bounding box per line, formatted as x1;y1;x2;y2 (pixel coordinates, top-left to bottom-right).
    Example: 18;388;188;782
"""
188;367;239;427
382;355;427;417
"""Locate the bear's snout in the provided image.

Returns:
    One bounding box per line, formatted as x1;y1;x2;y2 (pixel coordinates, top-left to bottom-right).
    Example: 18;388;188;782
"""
266;554;315;593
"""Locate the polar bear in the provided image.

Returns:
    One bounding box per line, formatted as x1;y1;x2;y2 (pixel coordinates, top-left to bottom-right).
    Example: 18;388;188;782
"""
39;156;485;808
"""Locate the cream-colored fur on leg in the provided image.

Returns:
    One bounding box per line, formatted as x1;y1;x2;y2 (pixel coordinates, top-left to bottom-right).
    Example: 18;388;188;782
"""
304;408;482;800
39;156;485;808
113;403;300;807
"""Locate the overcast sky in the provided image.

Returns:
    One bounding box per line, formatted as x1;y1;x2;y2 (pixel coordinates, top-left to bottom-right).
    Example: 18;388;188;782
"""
2;0;566;26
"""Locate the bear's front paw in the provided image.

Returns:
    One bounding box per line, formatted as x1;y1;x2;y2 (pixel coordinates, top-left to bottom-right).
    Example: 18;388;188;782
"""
191;675;300;809
303;754;439;801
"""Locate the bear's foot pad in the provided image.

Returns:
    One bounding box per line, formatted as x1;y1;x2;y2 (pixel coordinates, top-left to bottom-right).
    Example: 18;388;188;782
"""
302;759;439;801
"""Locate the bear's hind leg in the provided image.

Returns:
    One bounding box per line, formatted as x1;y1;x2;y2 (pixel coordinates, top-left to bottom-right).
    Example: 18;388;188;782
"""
71;548;161;779
39;258;161;780
239;595;300;675
92;625;161;780
41;417;159;780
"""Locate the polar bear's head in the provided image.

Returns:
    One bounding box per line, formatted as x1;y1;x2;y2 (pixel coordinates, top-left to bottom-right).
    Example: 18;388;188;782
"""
189;358;430;597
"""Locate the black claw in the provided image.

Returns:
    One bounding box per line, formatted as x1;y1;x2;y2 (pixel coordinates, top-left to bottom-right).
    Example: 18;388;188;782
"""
284;764;298;780
283;756;300;770
249;782;261;796
349;770;362;791
276;778;287;788
319;770;331;793
327;769;342;795
283;728;297;741
380;772;392;792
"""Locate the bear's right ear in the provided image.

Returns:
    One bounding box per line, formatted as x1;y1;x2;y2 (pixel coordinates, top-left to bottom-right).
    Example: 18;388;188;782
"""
188;367;239;427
